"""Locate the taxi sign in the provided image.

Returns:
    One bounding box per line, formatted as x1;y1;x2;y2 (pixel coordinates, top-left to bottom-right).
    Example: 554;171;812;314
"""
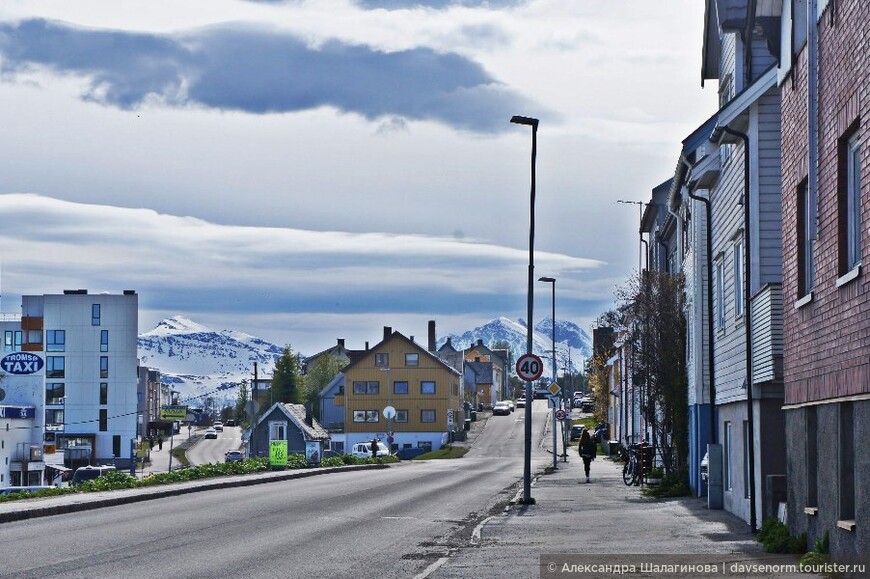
515;353;544;382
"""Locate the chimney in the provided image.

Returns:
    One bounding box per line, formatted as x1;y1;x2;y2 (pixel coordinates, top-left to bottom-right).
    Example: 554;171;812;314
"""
428;320;436;352
365;341;370;351
409;336;414;343
477;339;484;347
383;326;392;341
337;338;345;348
305;403;313;426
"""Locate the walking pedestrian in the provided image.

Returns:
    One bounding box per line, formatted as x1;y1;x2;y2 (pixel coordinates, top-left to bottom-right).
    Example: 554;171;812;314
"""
578;429;597;483
158;434;163;451
370;438;378;459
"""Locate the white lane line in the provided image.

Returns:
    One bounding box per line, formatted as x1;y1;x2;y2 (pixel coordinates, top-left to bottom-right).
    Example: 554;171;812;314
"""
413;555;450;579
471;516;492;545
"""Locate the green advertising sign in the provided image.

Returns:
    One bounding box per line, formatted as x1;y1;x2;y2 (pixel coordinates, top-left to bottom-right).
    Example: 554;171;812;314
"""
269;440;288;466
159;405;188;421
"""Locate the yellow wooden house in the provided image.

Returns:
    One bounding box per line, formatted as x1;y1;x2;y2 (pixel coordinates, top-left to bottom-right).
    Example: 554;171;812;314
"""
343;328;463;453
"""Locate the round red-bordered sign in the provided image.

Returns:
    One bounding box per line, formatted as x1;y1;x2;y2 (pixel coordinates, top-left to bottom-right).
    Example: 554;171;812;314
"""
515;353;544;381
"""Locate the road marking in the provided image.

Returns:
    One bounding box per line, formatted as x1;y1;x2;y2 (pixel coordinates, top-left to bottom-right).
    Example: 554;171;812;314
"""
471;516;492;545
381;516;416;520
412;553;451;579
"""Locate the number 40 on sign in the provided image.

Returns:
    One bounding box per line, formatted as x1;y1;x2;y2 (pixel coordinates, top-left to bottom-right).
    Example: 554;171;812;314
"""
515;353;544;382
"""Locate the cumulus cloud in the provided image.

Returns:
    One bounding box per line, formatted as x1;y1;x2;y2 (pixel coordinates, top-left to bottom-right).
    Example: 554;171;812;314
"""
0;194;603;322
0;18;535;133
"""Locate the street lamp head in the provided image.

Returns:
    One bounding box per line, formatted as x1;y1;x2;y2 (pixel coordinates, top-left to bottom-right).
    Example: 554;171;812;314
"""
510;115;539;128
538;276;556;283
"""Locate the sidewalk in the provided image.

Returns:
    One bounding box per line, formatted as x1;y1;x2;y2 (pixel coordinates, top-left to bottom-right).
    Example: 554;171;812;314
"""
432;411;812;578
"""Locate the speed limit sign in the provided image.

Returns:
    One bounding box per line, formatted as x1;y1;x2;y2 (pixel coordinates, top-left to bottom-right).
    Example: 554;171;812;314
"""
515;353;544;382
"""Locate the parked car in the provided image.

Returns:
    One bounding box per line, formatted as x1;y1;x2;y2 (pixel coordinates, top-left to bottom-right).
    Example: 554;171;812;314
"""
493;401;511;416
350;441;391;459
700;452;709;482
225;450;244;463
516;396;526;408
203;427;218;439
213;421;224;432
507;400;515;412
71;465;116;486
570;424;585;441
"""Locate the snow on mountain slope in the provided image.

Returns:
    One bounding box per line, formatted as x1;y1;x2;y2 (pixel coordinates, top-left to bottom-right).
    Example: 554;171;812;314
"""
438;316;591;374
138;316;282;401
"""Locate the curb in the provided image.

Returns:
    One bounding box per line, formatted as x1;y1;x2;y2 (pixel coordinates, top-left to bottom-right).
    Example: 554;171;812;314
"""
0;463;388;524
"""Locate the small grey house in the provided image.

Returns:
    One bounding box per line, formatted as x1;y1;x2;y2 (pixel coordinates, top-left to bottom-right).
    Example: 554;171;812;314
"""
248;403;330;460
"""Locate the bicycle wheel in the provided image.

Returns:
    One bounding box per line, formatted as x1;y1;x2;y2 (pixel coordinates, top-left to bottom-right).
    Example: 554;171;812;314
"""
622;459;636;486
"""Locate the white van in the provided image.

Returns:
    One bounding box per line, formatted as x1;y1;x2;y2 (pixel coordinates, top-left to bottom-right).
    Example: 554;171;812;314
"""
71;465;116;486
350;441;391;459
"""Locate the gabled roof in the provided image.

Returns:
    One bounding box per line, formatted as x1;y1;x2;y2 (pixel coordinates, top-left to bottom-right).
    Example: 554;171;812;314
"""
465;361;493;384
318;372;345;399
343;331;461;376
256;402;330;441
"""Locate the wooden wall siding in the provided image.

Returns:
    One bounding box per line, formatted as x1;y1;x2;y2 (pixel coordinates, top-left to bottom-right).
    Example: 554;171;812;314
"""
344;336;461;433
756;90;785;286
780;0;870;405
684;193;712;406
750;37;776;80
722;32;741;93
751;284;784;384
711;132;749;405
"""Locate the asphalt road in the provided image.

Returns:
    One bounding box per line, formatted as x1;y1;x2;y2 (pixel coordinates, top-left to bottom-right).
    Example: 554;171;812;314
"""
0;402;553;579
186;425;243;466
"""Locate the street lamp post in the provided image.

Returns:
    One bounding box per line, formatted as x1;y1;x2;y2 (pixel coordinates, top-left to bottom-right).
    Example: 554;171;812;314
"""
539;276;557;470
511;114;539;505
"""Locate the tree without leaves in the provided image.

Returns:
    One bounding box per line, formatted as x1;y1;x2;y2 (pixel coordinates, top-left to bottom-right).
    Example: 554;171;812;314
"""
621;271;688;474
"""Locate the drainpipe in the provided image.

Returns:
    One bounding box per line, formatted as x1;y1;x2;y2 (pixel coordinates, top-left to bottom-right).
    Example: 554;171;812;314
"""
712;124;756;533
684;182;716;447
656;234;669;274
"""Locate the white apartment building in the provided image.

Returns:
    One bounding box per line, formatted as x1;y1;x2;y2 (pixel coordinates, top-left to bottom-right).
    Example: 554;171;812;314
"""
16;290;139;471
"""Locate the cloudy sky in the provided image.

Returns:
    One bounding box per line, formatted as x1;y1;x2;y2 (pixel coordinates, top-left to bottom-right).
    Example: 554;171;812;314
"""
0;0;717;355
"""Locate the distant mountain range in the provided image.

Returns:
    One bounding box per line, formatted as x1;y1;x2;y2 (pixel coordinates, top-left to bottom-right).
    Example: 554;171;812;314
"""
438;316;591;374
137;316;282;403
138;315;592;403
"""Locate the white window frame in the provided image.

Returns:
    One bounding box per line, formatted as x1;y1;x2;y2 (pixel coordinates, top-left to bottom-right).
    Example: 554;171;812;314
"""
269;421;286;441
733;239;744;318
846;134;861;271
715;258;725;329
724;421;732;491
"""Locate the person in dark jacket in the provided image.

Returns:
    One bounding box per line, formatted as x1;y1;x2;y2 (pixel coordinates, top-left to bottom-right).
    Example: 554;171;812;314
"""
578;429;597;483
370;438;379;459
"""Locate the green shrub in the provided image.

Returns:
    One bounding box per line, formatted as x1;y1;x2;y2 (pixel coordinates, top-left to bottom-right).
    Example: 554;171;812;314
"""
799;532;830;576
757;517;806;554
641;470;690;498
320;456;345;468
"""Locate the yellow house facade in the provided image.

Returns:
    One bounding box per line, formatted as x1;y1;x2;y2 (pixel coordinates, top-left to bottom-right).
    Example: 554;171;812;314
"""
343;330;462;452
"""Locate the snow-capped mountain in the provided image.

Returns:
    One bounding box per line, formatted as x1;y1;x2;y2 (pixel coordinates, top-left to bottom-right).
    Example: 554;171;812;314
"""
138;316;283;402
437;316;591;374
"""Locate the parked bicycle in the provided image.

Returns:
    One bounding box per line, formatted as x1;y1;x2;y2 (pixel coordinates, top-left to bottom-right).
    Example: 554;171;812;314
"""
622;443;642;486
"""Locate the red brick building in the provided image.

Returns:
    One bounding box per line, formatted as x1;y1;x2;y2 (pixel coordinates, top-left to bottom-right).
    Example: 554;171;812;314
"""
780;0;868;557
